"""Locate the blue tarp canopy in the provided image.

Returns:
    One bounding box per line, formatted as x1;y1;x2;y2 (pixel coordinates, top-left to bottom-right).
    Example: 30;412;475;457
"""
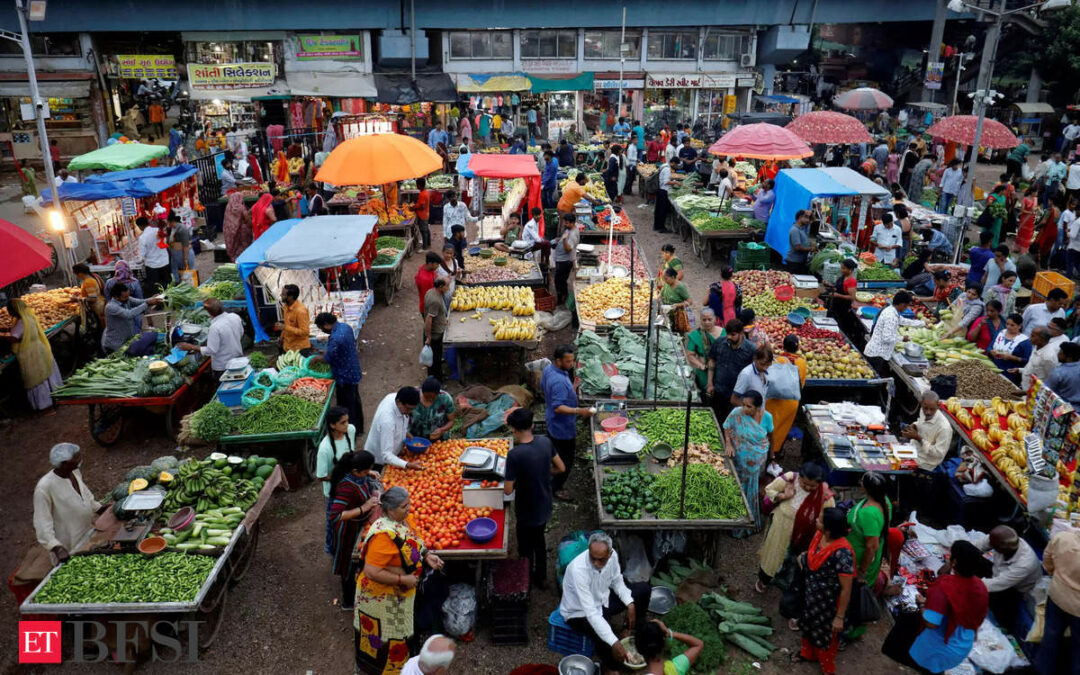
456;153;475;178
817;167;891;198
236;215;378;341
765;168;858;259
757;94;800;104
40;164;199;204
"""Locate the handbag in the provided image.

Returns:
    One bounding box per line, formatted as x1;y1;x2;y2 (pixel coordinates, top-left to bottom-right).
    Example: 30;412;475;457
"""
761;472;795;516
848;580;882;624
766;362;801;400
673;305;691;333
779;554;806;619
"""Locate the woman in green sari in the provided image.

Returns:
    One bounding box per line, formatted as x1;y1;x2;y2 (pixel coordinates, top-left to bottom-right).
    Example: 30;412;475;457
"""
844;471;891;643
685;308;723;401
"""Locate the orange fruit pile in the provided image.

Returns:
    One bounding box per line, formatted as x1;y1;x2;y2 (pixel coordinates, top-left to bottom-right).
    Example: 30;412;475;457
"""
382;438;510;551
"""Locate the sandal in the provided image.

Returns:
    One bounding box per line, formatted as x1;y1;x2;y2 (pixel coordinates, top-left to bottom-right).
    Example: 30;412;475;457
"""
754;580;768;594
787;618;800;631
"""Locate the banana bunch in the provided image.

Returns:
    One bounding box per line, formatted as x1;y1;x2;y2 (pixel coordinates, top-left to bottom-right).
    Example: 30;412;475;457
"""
971;429;990;452
957;408;974;430
450;285;535;314
490;317;536;341
988;426;1005;444
972;400;986;417
981;408;998;429
1007;413;1027;431
162;460;259;514
990;397;1010;417
1012;400;1029;417
946;397;963;416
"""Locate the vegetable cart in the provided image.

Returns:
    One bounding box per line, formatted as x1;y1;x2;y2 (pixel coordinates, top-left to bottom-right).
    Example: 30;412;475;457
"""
444;309;539;385
57;359;214;446
215;383;335;480
19;466;286;653
670;205;759;268
369;247;407;306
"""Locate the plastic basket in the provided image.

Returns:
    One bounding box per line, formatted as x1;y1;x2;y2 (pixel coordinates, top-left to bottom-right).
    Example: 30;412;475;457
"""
240;385;272;410
301;355;334;380
1033;271;1075;300
774;285;795;301
547;610;595;657
533;287;556;312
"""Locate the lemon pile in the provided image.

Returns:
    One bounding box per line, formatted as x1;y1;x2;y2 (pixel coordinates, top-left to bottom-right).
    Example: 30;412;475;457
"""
576;278;650;325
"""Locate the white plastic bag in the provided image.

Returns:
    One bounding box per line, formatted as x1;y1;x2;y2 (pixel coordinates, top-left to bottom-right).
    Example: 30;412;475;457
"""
616;533;652;584
419;345;433;367
962;478;994;498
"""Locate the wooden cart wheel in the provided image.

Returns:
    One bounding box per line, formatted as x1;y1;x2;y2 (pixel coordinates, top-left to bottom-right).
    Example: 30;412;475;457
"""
303;439;318;481
229;522;260;585
680;218;691;242
392;265;405;290
164;403;181;439
196;587;228;649
691;229;704;259
383;275;397;305
88;403;125;447
701;240;714;268
49;326;79;377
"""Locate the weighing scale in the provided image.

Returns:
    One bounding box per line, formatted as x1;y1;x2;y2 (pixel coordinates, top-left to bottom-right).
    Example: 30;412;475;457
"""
811;316;841;332
597;430;648;465
459;446;506;480
111;486;167;546
894;352;929;376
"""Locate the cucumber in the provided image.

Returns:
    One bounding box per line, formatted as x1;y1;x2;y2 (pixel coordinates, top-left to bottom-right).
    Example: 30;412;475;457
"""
198;544;217;550
174;542;201;550
205;529;232;537
205;536;232;546
174;529;191;543
220;507;244;515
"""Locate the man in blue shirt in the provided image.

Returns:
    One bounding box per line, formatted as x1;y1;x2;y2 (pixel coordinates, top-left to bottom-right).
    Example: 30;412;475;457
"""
526;107;539;142
1046;342;1080;407
542;150;559;208
921;226;954;259
632;119;645;154
966;231;995;286
541;344;594;502
315;312;364;433
612;117;630;136
557;138;575;168
427;122;449;150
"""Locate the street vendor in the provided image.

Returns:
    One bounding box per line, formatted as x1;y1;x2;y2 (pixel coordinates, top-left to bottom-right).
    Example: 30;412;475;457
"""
785;210;814;275
557;172;601;220
829;259;860;338
871;212;903;266
33;443;103;565
442;190;477;240
365;386;423;470
410;377;457;440
542;344;593;502
273;283;312;354
101;283;163;353
558;531;651;675
177;298;244;376
901;391;953;522
864;291;923;376
73;263;105;324
960;526;1043;632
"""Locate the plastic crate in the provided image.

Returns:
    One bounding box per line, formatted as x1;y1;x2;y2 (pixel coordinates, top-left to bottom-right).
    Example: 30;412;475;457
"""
491;602;529;646
547;609;595;657
533;287;556;312
734;260;767;272
1033;271;1075;300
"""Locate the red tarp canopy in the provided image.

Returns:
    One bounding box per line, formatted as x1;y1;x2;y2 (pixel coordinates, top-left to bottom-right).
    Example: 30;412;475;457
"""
0;218;54;288
465;154;545;236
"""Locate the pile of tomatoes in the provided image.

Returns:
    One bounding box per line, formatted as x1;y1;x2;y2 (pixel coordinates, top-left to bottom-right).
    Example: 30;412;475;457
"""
382;438;510;551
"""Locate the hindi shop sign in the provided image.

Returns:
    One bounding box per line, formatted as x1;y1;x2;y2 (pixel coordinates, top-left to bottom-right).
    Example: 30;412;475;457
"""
189;63;276;90
296;35;364;60
116;55;177;80
645;73;738;89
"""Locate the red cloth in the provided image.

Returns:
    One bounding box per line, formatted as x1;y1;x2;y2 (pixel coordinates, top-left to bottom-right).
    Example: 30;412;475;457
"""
646;139;665;163
463;154;543;237
801;636;839;675
807;531;855;575
248;153;263;183
925;573;989;642
792;483;833;552
886;527;905;576
414;189;432;221
251;194;274;240
414;267;436;314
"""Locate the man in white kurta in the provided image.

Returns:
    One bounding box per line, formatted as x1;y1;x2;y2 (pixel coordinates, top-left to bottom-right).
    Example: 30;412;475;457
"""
33;443;100;564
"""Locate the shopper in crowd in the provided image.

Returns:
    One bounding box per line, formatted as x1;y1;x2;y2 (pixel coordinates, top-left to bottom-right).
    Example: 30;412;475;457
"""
354;486;444;675
433;244;461;310
541;150;559;208
273;283;311;354
883;540;989;674
706;318;756;421
558;531;650;675
542;344;593;502
423;278;449;379
1;298;63;411
414;252;440;320
965;231;994;286
365;387;422;471
250;191;276;241
893;203;914;263
1046;342;1080;407
73;262;105;325
756;462;833;593
177;298;243;376
945;284;986;341
441;191;476;240
732;343;772;405
1013;184;1039;253
167;211;195;284
785;209;814;274
101;283;161;353
982;269;1017;318
305;183;326;216
623;139;637;196
1015;242;1039;288
871;212;902;267
844;471;891;643
766;334;807;456
327;449;379;611
33;443;102;566
939;158;963;214
269;186;291;222
723;390;774;533
602;144;626;203
1022;287;1067;336
635;620;704;675
401;635;456;675
967;525;1043;633
458;114;472;149
504;408;563;589
1036;195;1062;268
653;158;682;232
753;178;776;222
556;138;575;168
222;192;252;261
1049;316;1070;350
704;266;741;326
987;313;1032;385
136;216;171;293
1037;525;1080;675
413;177;433;250
427;121;448;151
1021;326;1059;391
313;312;364;431
685;307;724;402
792;507;854;675
410;377;456;441
921;226;953;260
552;213;579;306
316;407;358;500
660;268;691;333
864;291;923;376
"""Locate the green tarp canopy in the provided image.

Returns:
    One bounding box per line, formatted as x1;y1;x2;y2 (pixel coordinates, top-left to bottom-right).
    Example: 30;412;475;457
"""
68;143;170;172
529;72;594;93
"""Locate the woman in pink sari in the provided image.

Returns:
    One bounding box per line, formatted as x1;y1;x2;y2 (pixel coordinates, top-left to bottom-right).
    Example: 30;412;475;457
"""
223;192;252;261
459;116;472;150
250;192;276;240
886;151;900;185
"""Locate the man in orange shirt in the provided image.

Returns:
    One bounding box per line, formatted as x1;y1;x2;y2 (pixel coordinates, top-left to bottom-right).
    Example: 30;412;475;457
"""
274;284;312;353
148;102;165;137
414;177;433;250
556;173;601;220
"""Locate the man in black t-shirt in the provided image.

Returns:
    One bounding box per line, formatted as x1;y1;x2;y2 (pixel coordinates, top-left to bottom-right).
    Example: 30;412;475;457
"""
503;408;565;588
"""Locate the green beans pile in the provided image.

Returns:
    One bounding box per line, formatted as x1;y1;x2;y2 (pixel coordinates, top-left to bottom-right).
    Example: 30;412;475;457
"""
233;394;322;435
631;408;722;452
376;236;406;250
650;464;747;520
35;553;215;605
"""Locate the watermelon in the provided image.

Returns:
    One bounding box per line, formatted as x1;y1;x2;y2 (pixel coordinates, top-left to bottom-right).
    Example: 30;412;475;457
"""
255;465;274;479
112;500;133;520
111;482;130;502
150;456;179;473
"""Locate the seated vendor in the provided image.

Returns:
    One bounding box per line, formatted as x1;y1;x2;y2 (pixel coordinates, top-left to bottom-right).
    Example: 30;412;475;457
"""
410;377;457;441
34;443;104;565
964;526;1042;632
493;212;524;253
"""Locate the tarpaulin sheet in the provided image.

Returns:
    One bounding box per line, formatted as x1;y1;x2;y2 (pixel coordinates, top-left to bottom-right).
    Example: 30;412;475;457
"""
766;169;857;259
40;181;152;204
817;167;891;198
42;165;198;204
68;143;170;172
375;73;457;104
462;154;544;236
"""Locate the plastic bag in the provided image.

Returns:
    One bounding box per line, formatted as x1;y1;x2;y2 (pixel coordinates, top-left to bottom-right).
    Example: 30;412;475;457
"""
968;620;1025;673
557;531;590;587
548;308;573;332
615;533;652;584
651;530;688;561
962;478;994;498
419;344;433;367
1027;473;1059;515
1025;577;1050;643
440;583;477;637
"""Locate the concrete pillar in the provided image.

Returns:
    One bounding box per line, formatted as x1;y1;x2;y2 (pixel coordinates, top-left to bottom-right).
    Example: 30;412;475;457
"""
1026;67;1042;104
920;0;948;102
972;0;1006;119
760;64;776;95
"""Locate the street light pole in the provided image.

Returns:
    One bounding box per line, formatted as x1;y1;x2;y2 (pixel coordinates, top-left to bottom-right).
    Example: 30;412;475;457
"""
617;6;626;120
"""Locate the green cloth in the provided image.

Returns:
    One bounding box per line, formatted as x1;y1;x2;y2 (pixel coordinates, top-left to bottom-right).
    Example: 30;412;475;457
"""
664;654;691;675
69;143;170;171
409;391;455;437
847;498;891;585
660;282;690;305
664;257;684;274
686;327;718;390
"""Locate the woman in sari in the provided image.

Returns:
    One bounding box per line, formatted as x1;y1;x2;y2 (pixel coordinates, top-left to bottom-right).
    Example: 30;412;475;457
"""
0;299;62;411
723;390;773;533
355;486;445;675
885;150;900;185
987;313;1031;385
704;266;741;326
1014;185;1039;253
685;308;724;402
223;192;252;262
844;471;891;643
328;449;380;611
660;268;691;333
793;507;854;675
756;462;833;593
766;335;807;457
1035;196;1061;268
250;192;276;240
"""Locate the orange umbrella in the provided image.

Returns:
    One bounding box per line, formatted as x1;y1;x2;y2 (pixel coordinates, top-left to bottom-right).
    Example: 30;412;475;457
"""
315;133;443;185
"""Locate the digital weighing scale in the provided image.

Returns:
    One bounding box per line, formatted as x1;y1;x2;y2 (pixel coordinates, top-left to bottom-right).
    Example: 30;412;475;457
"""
111;486;167;545
597;430;648;465
459;446;506;480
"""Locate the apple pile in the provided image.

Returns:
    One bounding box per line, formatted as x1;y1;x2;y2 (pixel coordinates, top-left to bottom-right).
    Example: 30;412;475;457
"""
732;270;794;296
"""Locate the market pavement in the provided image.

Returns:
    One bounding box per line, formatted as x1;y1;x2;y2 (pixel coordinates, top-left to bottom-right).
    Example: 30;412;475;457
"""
0;181;912;674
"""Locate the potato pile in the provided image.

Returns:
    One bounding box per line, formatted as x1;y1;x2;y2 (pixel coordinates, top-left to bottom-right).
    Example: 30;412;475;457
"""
0;287;81;332
576;277;651;325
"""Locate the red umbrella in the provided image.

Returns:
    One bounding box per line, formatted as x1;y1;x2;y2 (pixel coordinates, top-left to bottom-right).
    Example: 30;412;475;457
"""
834;87;894;111
0;218;53;288
925;115;1019;149
786;111;873;144
708;123;812;160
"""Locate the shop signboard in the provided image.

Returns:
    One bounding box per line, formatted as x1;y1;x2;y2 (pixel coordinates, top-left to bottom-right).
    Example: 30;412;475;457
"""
189;63;276;90
522;59;578;74
116;55;178;80
594;79;645;90
924;61;944;90
645;73;737;89
724;94;737;114
295;35;363;61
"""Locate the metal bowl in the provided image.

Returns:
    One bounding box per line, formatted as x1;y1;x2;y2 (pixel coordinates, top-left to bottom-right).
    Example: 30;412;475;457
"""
649;586;676;614
558;655;596;675
904;342;925;359
609;265;629;278
604;307;626;320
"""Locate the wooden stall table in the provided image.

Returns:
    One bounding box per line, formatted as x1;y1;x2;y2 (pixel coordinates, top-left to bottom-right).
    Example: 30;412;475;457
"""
444;309;539;385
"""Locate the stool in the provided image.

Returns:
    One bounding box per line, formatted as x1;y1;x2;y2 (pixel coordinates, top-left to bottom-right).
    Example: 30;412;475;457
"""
547;609;595;657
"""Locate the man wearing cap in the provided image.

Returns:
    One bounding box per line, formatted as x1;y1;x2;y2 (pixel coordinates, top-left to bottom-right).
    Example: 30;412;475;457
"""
34;444;104;565
366;387;424;470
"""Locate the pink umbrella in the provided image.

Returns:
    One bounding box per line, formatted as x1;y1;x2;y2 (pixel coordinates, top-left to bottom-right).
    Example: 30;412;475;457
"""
925;115;1019;149
786;111;873;144
708;123;812;160
834;87;894;111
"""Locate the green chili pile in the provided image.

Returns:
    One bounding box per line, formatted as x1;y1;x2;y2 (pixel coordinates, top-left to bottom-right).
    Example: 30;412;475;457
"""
233;394;323;435
35;553;216;604
632;408;722;452
650;464;747;520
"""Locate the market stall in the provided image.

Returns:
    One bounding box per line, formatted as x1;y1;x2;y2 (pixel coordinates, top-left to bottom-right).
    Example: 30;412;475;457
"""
456;153;543;236
801;401;915;476
575;240;650;285
445;285;540;384
666;176;766;267
369;235;409;305
67;142;170;173
576;323;694;404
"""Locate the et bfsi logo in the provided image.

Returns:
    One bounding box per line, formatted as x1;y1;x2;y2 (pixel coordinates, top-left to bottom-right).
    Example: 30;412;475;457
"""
19;620;61;664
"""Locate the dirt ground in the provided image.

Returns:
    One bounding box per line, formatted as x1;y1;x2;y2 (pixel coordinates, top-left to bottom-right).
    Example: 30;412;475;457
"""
0;179;950;674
